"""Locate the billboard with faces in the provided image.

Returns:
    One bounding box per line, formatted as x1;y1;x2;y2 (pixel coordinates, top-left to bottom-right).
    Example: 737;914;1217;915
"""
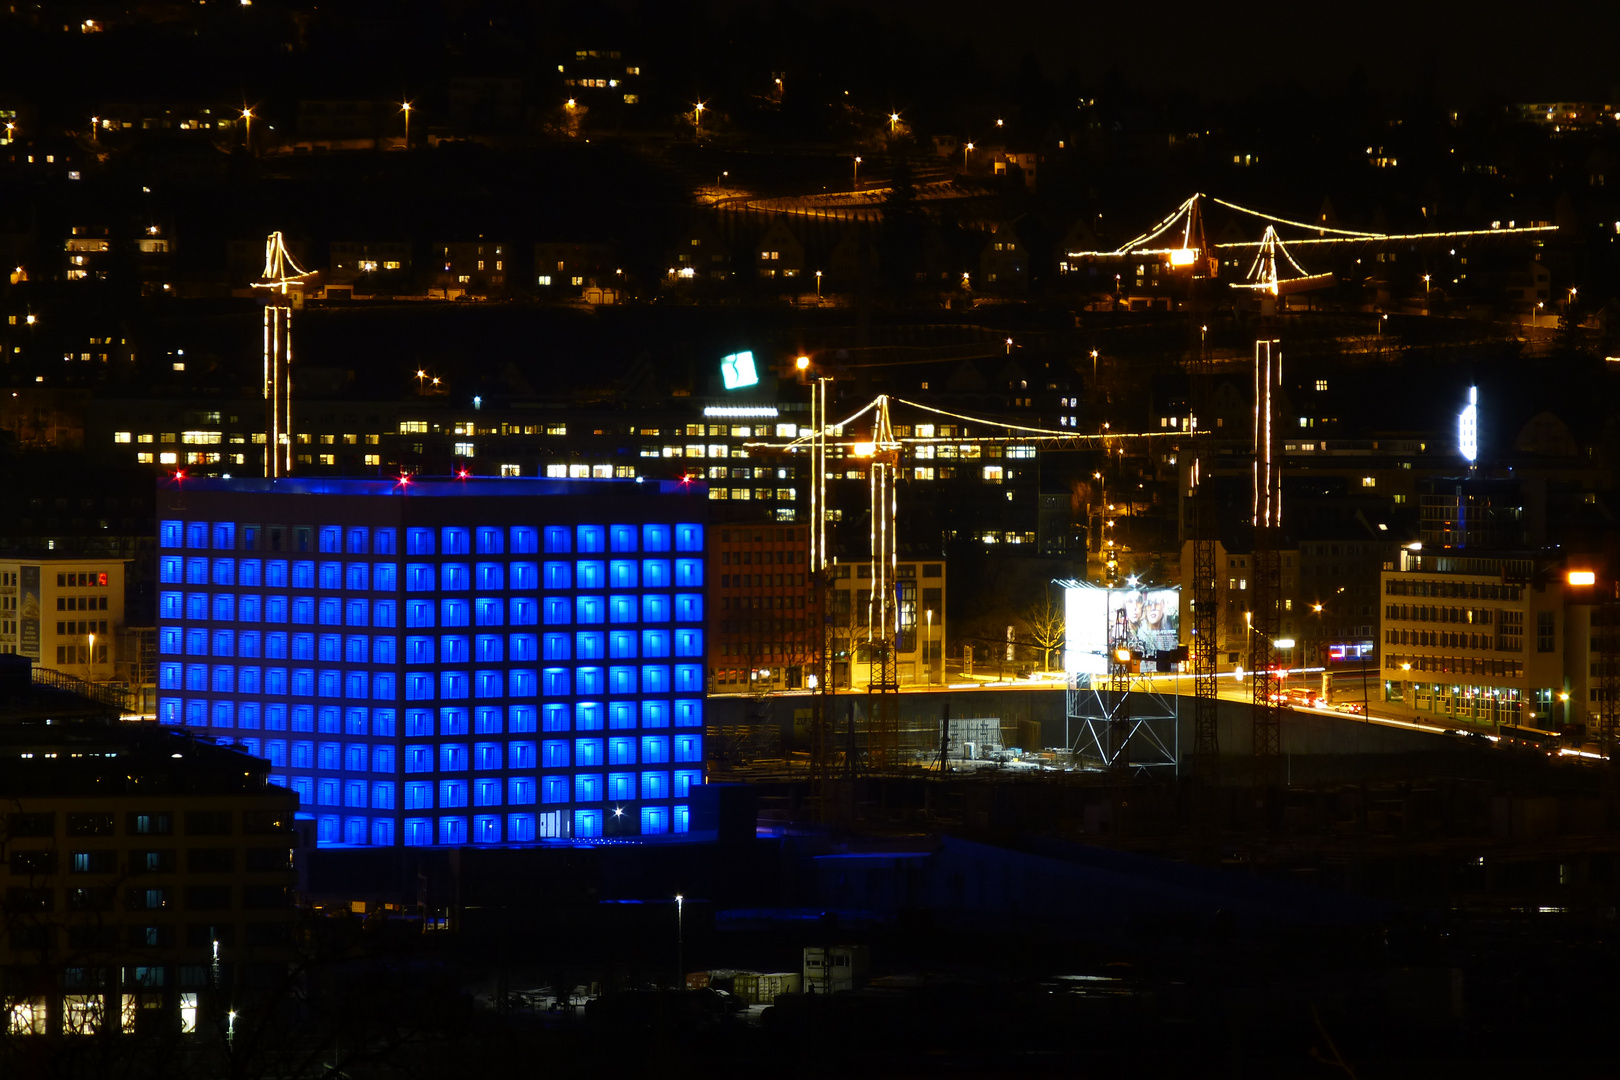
1063;582;1181;675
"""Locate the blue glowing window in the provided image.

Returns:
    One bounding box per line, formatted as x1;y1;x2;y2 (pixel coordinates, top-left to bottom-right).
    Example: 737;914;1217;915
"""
211;664;233;692
374;672;397;701
441;563;469;591
608;772;634;801
212;522;235;550
674;806;690;834
291;741;314;768
642;559;671;588
211;701;233;728
319;562;342;590
345;599;368;627
609;702;635;729
406;529;434;556
474;526;503;555
288;777;313;807
266;705;287;732
511;633;539;661
319;598;342;625
476;563;504;590
187;558;208;584
642;523;670;552
186;522;208;549
406;601;434;628
475;598;504;626
577;667;603;695
609;560;638;588
608;737;635;765
291;634;314;661
642;630;670;658
609;630;637;659
239;704;261;729
318;743;340;770
507;813;535;841
345;706;367;734
641;701;669;729
344;743;366;771
318;706;342;732
440;818;468;845
541;633;570;661
240;559;262;587
265;560;288;588
675;524;703;552
439;780;468;808
511;562;538;590
537;598;563;625
543;526;570;554
160;663;182;690
642;666;670;694
575;702;603;730
318;670;341;697
675;594;702;622
344;635;367;663
185;592;207;620
372;781;395;809
543;561;571;589
542;740;570;768
404;819;432;846
373;746;396;772
508;778;536;806
642;595;670;623
405;782;433;808
609;596;636;624
512;526;538;554
374;600;397;627
542;668;570;696
675;699;702;728
317;780;340;807
542;705;568;732
406;564;434;592
474;779;501;807
317;634;341;662
510;669;537;697
474;743;502;771
375;528;396;555
239;631;261;657
439;708;468;736
343;816;366;844
442;599;470;627
185;630;207;656
212;558;235;586
264;597;288;623
578;561;604;590
576;632;604;659
609;666;635;695
374;564;397;591
575;809;603;837
373;709;396;737
441;636;469;663
475;706;502;734
675;630;703;658
406;636;433;664
345;672;367;699
475;634;503;662
574;775;602;803
541;776;568;803
641;736;670;764
406;710;433;737
674;735;702;762
372;820;394;846
405;672;433;700
442;528;469;555
291;598;315;625
185;664;206;691
474;671;503;698
211;630;234;657
264;740;287;766
291;705;315;732
319;526;341;554
675;559;702;587
240;596;262;622
510;705;537;733
511;742;537;769
160;521;183;548
640;806;669;836
292;561;315;589
346;563;369;591
641;771;669;800
372;635;394;662
161;556;183;583
577;525;604;553
440;745;468;772
347;527;369;554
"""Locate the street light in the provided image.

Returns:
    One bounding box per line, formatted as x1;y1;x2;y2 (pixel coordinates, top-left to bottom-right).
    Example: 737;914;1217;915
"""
400;100;412;146
87;633;95;678
693;101;705;137
240;107;253;149
674;893;685;989
815;270;822;296
853;155;861;188
926;609;934;683
963;141;973;170
888;112;901;134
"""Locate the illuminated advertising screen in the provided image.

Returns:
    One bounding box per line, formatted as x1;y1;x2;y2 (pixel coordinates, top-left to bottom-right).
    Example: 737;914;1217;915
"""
720;350;759;390
1063;582;1180;676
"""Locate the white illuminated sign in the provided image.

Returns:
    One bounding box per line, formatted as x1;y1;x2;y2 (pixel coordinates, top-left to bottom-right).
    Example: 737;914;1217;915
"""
702;406;778;417
720;350;759;390
1458;385;1478;462
1063;582;1181;676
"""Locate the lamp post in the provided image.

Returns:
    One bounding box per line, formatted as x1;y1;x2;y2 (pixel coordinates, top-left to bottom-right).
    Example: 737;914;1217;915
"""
674;893;684;990
853;155;861;188
963;141;973;171
888;112;900;135
87;633;95;679
926;609;934;683
240;107;253;150
815;270;821;297
693;102;705;138
400;100;412;147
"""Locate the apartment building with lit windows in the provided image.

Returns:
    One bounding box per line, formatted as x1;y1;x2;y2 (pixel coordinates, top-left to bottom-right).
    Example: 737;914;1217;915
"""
826;557;946;688
155;477;707;846
0;558;126;675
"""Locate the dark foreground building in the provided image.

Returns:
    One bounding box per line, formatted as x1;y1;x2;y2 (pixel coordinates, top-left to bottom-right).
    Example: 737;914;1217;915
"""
155;477;709;848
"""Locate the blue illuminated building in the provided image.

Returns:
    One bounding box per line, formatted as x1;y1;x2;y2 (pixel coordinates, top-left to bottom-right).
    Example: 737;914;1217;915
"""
156;477;707;847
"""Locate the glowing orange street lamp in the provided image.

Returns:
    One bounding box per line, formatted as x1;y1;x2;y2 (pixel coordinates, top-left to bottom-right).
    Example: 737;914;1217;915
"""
240;107;254;148
853;155;861;187
400;100;412;146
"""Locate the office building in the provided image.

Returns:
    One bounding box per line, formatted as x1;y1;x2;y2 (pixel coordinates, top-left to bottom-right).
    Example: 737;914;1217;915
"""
0;557;126;673
156;477;707;847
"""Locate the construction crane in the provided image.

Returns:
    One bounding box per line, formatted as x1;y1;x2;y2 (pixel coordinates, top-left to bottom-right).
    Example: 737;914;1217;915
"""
749;391;1190;801
250;232;316;478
